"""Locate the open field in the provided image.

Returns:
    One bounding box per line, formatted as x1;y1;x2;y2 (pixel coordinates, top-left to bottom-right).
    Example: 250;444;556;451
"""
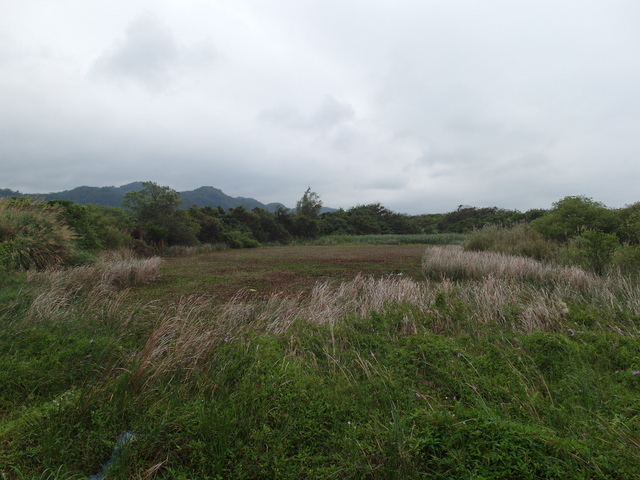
132;244;430;305
3;244;640;479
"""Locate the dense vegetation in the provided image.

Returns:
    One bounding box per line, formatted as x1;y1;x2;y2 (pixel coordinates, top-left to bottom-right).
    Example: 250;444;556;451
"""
3;182;640;276
3;239;640;478
3;187;640;478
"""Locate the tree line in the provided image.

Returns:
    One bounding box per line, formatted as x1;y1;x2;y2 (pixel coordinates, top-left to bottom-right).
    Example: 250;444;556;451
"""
2;181;640;270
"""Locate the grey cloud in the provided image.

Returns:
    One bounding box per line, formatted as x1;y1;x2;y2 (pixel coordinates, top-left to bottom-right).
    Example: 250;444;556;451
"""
330;125;358;152
3;2;640;214
258;96;358;152
308;96;355;129
259;96;355;131
355;178;408;191
91;11;216;90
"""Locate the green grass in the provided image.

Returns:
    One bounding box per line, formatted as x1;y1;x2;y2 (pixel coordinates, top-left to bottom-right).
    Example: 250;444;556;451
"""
3;245;640;478
309;233;468;246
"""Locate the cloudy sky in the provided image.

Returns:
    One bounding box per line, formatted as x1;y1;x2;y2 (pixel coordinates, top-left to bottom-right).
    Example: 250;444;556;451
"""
1;1;639;214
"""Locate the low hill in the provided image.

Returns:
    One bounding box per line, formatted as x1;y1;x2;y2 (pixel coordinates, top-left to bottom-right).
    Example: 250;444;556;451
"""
0;182;288;212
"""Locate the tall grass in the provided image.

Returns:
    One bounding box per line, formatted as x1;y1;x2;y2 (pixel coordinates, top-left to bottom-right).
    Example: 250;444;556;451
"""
0;198;77;270
463;223;557;261
5;246;640;478
423;246;595;287
25;256;161;322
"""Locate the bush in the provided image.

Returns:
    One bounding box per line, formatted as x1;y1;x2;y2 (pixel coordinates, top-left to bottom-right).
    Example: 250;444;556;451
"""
612;245;640;275
574;230;619;275
464;224;557;261
224;230;261;249
0;198;77;270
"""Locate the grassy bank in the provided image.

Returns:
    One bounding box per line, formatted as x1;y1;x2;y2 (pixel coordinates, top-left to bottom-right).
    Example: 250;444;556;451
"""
2;246;640;478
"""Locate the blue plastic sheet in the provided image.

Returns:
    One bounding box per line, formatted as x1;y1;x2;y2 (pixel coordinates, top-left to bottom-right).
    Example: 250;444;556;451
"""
89;431;134;480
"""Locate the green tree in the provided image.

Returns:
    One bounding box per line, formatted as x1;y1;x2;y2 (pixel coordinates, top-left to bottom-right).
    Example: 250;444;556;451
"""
617;202;640;245
294;188;322;238
188;205;225;244
123;182;198;247
84;204;134;249
296;187;322;218
531;196;617;242
438;206;524;233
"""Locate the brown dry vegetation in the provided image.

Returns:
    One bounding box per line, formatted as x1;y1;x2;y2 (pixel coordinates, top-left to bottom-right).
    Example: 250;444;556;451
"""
130;244;428;306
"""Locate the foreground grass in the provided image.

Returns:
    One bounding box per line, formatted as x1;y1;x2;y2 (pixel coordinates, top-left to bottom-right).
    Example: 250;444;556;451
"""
3;246;640;478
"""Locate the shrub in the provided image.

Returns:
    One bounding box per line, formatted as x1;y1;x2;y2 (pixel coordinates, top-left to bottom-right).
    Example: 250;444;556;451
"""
612;245;640;275
574;230;619;275
0;198;77;270
463;224;557;261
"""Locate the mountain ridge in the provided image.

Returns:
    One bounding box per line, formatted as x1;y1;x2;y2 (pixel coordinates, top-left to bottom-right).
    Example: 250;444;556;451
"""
0;182;290;212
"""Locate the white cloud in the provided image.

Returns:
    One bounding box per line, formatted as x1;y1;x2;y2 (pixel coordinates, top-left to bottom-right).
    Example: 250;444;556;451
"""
1;1;639;213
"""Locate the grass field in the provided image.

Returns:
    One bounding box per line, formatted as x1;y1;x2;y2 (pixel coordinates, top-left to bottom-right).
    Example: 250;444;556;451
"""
3;244;640;479
131;244;429;305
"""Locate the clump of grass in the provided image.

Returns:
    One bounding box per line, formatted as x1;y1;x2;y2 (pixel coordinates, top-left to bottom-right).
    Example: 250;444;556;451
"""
0;198;77;270
422;246;640;333
423;246;595;289
25;256;161;321
464;223;558;261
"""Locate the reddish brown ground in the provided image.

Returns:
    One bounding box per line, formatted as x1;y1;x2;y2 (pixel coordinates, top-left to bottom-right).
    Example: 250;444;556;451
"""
134;244;428;305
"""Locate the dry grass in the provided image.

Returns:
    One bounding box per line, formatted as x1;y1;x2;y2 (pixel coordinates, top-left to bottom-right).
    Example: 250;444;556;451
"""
132;274;434;383
132;270;606;383
423;246;640;330
26;256;162;320
422;246;596;289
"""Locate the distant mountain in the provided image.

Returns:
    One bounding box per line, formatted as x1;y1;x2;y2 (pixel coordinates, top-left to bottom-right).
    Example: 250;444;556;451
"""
0;182;288;212
179;186;286;212
0;188;22;198
44;182;146;207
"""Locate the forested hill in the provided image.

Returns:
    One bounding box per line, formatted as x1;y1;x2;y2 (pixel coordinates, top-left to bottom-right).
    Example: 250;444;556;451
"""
0;182;287;212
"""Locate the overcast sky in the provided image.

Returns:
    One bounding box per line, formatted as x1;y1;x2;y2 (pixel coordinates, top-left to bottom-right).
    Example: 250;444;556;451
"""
1;1;639;214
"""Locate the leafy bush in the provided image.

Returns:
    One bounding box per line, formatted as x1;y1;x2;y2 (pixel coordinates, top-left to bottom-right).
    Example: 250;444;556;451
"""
574;230;619;275
531;195;617;241
612;245;640;275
